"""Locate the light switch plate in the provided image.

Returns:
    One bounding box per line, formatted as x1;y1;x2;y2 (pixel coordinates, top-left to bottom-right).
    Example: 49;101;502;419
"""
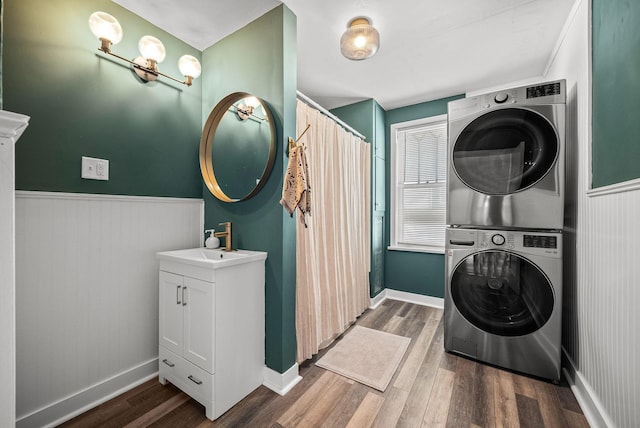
82;156;109;180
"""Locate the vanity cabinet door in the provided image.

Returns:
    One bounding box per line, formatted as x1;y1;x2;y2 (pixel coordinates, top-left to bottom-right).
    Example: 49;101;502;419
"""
183;276;215;373
159;272;185;356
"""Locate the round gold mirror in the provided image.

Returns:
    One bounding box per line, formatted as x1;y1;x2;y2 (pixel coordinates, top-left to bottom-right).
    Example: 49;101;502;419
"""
200;92;276;202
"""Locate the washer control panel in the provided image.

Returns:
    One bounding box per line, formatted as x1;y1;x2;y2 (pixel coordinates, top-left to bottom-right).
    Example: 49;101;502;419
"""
446;228;562;258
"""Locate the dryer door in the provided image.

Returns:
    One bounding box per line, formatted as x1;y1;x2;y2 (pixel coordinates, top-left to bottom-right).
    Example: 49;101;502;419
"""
452;108;558;195
450;250;554;336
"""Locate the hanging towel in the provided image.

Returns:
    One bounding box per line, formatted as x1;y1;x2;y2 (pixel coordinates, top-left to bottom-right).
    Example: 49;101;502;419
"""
280;145;311;226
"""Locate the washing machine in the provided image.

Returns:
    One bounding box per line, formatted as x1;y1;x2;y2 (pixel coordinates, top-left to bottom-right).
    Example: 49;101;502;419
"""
444;227;562;380
447;80;566;230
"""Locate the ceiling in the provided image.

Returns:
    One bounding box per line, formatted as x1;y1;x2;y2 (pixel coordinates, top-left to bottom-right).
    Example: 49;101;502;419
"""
113;0;577;110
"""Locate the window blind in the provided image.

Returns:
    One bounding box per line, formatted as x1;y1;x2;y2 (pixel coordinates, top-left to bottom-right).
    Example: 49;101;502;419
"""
395;120;447;248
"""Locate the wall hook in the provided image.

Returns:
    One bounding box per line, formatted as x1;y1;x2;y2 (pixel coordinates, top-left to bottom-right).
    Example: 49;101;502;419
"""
288;123;311;156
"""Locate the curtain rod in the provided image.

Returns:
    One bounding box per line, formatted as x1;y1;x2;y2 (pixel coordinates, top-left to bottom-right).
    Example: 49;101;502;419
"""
296;90;366;140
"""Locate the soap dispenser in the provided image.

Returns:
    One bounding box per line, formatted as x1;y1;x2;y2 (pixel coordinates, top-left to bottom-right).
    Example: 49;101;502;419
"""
204;229;220;249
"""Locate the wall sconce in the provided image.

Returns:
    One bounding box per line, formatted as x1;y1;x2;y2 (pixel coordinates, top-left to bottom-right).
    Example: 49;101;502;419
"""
340;17;380;61
235;97;264;121
88;11;201;86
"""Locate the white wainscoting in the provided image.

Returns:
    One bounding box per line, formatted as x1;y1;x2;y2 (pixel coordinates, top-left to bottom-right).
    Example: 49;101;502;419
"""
546;0;640;426
15;191;203;428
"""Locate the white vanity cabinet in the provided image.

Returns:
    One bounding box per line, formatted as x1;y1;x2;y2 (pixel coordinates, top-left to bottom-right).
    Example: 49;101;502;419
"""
159;272;215;371
156;248;267;420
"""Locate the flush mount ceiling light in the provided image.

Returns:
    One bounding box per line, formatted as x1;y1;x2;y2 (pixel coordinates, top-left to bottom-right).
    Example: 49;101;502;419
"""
340;17;380;61
88;11;201;87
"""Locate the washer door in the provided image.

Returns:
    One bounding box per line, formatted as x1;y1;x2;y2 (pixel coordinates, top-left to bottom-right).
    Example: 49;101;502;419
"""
452;108;558;195
450;250;554;337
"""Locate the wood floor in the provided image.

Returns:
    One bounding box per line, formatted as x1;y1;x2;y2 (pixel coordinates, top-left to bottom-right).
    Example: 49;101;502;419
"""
60;300;589;428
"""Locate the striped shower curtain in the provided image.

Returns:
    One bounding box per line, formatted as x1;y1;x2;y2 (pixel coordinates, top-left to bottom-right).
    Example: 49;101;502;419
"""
295;99;371;363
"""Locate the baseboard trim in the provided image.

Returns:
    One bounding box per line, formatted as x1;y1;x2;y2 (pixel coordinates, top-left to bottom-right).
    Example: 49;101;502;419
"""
369;288;444;310
369;291;387;309
562;348;613;428
16;358;158;428
263;363;302;396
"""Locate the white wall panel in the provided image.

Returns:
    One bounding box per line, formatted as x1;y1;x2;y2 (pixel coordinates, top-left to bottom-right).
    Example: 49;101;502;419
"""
0;111;30;428
15;191;203;426
546;0;640;426
0;140;17;428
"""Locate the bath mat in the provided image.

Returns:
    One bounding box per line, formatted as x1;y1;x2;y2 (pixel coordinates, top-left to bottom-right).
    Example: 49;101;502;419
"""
315;325;411;392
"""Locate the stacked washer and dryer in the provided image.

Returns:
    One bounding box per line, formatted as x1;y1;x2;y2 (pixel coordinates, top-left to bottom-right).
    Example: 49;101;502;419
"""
444;80;566;381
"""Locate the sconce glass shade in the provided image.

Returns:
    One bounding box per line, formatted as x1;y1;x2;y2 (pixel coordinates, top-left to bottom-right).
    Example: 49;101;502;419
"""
90;13;196;88
340;17;379;61
89;11;123;45
245;96;260;109
178;55;202;79
138;35;166;63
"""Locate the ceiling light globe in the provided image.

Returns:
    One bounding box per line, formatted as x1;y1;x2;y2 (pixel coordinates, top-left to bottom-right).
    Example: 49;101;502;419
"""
178;55;202;78
340;17;379;61
138;35;166;63
354;35;367;49
89;11;123;44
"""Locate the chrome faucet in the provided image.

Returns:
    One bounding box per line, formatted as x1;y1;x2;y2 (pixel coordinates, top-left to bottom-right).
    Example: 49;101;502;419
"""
214;222;233;251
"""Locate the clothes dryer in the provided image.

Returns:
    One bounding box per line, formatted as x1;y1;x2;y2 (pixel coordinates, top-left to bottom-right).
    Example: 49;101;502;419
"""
444;227;562;380
447;80;565;230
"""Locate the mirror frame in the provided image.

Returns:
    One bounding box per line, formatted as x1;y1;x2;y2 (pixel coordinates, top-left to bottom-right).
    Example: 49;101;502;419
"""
199;92;277;202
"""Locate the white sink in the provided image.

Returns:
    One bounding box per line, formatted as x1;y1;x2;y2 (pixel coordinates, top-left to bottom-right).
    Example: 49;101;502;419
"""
156;247;267;270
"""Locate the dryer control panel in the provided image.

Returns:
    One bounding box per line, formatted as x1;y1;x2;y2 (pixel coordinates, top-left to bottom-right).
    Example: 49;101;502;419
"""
448;79;566;121
526;82;562;99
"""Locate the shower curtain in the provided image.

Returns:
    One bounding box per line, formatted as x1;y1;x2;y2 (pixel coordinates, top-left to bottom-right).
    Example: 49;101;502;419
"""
295;100;371;363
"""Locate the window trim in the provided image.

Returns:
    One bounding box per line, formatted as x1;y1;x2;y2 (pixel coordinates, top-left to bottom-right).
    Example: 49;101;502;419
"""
390;114;448;254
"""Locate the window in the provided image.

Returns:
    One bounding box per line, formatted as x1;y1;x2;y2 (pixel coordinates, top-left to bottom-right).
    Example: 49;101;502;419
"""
390;114;447;253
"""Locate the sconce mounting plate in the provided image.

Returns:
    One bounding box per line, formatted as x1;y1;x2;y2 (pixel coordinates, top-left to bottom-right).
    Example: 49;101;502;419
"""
132;57;159;82
236;103;252;121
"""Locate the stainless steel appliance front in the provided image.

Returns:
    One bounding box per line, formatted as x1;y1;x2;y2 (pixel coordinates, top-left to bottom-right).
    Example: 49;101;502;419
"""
447;80;566;229
444;227;562;380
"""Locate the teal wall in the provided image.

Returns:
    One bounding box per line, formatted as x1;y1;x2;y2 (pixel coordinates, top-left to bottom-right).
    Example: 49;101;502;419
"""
4;0;298;374
592;0;640;188
332;94;464;299
331;99;387;297
385;251;446;296
384;94;464;298
331;99;376;141
3;0;202;197
201;5;297;374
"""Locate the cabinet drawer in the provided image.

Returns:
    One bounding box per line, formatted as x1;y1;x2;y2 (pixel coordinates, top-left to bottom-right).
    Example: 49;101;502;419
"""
159;347;214;404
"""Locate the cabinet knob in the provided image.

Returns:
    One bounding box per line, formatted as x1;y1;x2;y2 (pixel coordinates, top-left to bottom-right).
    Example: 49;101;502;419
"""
182;287;187;306
176;285;182;305
162;358;175;367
